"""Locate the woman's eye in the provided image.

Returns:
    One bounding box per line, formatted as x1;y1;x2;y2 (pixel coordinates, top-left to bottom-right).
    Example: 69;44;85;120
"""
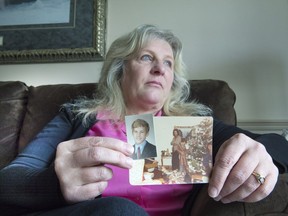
141;54;152;61
164;60;172;68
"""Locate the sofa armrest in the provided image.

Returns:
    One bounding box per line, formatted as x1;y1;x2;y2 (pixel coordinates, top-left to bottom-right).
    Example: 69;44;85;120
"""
0;81;28;168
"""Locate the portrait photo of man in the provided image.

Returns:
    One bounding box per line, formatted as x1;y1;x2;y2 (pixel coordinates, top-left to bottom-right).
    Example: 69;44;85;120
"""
130;118;157;160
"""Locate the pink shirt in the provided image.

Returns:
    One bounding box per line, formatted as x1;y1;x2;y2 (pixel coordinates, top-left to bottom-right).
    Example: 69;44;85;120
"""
86;111;193;216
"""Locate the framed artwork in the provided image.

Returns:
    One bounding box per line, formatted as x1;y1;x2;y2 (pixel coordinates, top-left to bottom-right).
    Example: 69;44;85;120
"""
0;0;106;64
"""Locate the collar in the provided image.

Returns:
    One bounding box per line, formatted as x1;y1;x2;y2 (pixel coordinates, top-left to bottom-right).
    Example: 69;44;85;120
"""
97;109;163;120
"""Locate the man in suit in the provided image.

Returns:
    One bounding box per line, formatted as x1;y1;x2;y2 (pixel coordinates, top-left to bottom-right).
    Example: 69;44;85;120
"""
130;118;157;159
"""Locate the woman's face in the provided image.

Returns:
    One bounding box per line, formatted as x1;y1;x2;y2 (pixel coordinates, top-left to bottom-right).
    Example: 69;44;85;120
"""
121;39;174;114
173;129;178;136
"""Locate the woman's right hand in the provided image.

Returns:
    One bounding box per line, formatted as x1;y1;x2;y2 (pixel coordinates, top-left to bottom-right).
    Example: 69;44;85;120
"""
54;137;134;203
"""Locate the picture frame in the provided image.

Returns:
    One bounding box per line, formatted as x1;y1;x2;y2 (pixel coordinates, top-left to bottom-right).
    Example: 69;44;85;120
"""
0;0;106;64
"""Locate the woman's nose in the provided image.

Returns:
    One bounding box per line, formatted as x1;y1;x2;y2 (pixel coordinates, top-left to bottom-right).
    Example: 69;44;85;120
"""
151;61;165;75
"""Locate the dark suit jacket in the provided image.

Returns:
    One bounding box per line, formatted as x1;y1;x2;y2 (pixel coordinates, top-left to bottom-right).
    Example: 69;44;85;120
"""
131;141;157;159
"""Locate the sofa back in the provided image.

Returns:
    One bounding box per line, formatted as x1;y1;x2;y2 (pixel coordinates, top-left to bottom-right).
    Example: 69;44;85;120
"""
0;80;236;169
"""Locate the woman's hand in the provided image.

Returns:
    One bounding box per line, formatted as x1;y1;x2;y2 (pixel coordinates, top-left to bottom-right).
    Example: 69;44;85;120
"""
54;137;134;203
208;133;279;203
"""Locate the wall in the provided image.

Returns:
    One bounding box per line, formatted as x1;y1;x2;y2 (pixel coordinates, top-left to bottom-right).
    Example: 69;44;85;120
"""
1;0;288;131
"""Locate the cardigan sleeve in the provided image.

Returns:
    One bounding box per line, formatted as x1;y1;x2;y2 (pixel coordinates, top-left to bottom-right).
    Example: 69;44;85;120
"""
212;119;288;173
0;107;91;211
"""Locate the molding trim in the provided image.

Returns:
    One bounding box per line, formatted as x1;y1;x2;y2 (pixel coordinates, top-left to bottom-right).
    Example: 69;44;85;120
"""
237;120;288;134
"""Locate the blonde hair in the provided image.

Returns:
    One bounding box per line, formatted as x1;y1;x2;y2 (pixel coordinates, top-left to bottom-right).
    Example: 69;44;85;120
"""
132;119;150;133
72;24;212;123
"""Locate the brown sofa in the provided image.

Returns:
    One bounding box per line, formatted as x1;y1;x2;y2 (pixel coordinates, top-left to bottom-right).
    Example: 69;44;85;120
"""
0;80;287;215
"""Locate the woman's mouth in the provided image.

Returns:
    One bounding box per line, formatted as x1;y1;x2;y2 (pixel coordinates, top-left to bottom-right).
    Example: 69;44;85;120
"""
146;81;162;88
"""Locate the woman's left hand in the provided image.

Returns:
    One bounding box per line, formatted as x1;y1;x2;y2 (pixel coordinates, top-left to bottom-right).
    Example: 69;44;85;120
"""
208;133;279;203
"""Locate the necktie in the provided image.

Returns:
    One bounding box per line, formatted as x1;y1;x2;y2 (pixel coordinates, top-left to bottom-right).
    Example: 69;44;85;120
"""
137;146;141;159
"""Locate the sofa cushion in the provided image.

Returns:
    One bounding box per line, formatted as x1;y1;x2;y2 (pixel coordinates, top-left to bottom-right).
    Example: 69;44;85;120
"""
0;81;28;169
189;79;236;125
18;83;97;152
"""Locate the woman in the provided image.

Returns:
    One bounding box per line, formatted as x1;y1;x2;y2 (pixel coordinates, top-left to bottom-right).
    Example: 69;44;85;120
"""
171;129;182;170
0;24;288;216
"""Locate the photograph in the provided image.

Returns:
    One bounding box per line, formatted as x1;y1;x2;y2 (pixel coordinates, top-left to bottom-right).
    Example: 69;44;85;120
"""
125;113;157;160
0;0;71;26
128;115;213;185
1;2;287;215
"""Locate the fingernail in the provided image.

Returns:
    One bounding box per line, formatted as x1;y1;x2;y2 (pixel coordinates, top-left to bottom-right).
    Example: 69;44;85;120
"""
127;144;134;154
214;195;222;202
126;157;133;168
208;186;218;198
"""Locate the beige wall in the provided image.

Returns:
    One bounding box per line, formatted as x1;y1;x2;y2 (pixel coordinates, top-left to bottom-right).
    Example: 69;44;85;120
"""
1;0;288;127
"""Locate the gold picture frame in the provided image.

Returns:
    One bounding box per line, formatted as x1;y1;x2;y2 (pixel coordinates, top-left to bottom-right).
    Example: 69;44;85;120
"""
0;0;106;64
